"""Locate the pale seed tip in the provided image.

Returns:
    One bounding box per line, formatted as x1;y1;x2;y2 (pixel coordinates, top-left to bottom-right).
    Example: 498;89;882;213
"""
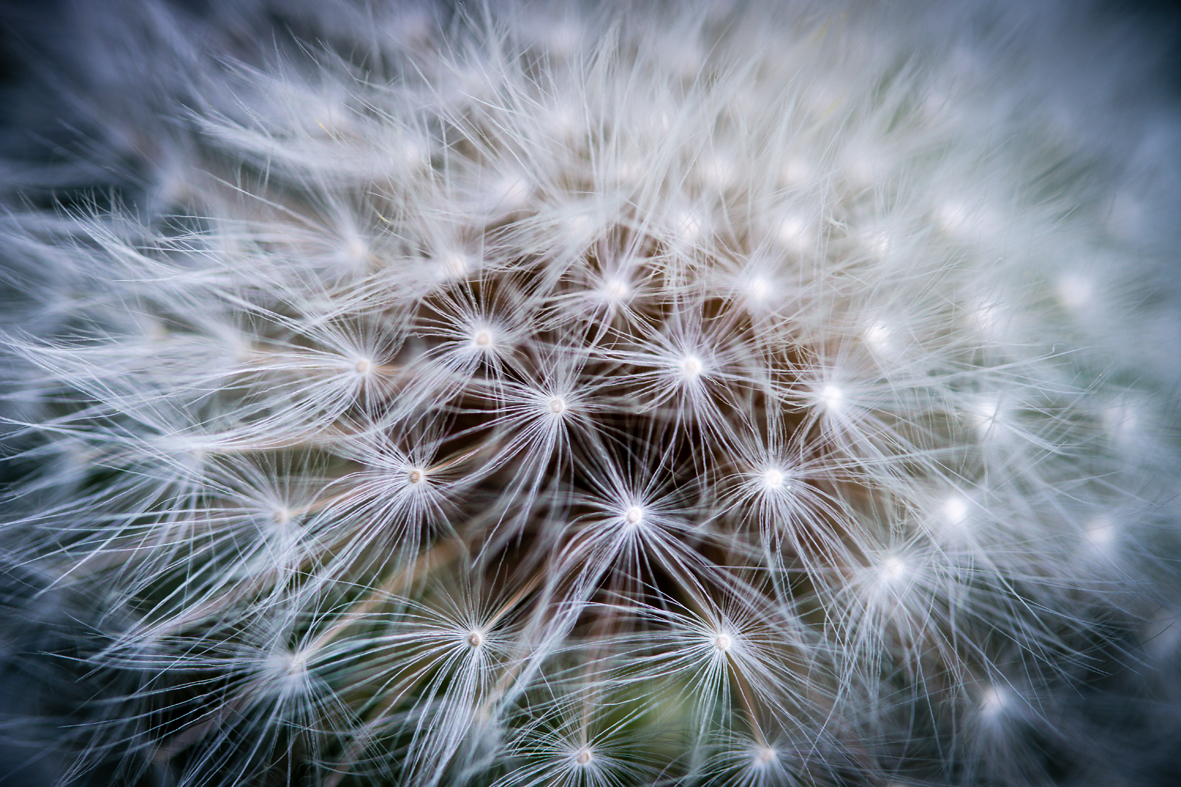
942;495;969;526
762;468;785;490
821;384;843;410
881;555;906;580
603;277;630;302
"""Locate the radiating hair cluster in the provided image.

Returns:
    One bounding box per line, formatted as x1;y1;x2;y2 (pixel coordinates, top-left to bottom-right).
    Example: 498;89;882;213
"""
1;1;1180;785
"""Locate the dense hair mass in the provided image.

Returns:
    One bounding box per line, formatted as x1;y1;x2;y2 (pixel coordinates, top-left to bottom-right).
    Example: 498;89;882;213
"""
1;1;1180;785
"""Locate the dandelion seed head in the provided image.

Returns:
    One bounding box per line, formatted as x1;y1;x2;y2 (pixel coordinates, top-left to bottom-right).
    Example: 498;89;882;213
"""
743;273;772;306
265;648;310;692
863;321;891;354
680;353;704;380
978;684;1009;720
472;328;495;349
775;212;811;251
440;251;472;280
2;2;1178;784
345;237;368;265
285;650;308;676
761;467;785;491
602;276;631;303
820;384;844;412
563;213;594;243
880;555;907;582
398;136;429;170
1085;515;1118;553
942;494;970;528
1057;271;1095;311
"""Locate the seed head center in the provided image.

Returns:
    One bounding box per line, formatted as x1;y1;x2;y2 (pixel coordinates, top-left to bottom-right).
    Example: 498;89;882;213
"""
942;495;969;526
604;277;630;301
979;685;1008;717
746;276;770;302
881;555;906;580
821;384;843;410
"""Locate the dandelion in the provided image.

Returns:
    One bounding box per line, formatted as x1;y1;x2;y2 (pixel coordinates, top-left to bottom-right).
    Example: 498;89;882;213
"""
1;1;1180;786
